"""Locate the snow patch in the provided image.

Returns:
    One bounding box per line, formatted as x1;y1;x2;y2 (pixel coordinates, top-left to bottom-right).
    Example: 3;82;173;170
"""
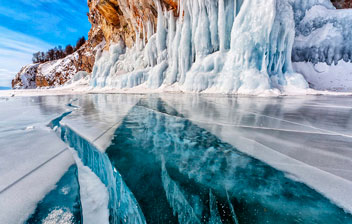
293;61;352;91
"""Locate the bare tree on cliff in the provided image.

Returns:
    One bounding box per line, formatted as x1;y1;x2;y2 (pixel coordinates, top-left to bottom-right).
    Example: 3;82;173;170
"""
54;46;64;60
65;45;74;55
75;36;86;50
40;52;45;63
32;51;46;63
32;52;40;63
46;49;55;61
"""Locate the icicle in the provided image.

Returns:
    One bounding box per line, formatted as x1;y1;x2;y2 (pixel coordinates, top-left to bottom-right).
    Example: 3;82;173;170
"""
167;11;176;59
142;23;147;47
218;0;226;52
178;6;192;84
146;21;153;41
206;0;219;52
194;0;212;60
165;18;181;84
155;0;167;61
135;26;142;51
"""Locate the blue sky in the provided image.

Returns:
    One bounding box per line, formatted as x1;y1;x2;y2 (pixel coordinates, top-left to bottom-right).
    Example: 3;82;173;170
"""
0;0;91;87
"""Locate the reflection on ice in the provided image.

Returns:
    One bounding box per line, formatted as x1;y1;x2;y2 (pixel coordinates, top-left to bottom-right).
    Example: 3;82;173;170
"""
107;97;352;223
160;95;352;211
161;158;201;223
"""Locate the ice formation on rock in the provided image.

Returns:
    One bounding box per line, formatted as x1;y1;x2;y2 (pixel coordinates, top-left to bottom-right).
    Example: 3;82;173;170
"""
292;0;352;91
90;0;311;94
292;0;352;65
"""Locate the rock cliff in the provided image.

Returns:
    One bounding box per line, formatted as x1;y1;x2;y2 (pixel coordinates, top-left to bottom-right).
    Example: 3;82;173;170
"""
11;40;100;89
11;0;352;89
87;0;178;49
12;0;177;89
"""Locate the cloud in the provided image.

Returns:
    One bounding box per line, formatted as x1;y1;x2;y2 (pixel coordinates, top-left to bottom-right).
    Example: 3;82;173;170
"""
0;0;90;46
19;0;59;8
0;6;30;21
0;26;52;87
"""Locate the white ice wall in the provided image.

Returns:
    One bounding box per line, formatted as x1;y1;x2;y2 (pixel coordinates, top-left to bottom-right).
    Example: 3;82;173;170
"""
89;0;352;93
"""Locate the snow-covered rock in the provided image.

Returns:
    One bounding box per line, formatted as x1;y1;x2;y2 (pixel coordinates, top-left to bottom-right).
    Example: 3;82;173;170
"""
12;26;104;89
12;64;39;89
12;54;78;89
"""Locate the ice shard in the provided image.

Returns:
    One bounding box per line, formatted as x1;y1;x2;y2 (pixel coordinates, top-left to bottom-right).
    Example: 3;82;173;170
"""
49;108;146;224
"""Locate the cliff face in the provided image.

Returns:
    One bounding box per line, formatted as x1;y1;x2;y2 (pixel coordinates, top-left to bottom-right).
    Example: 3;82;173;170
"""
87;0;178;49
12;0;177;89
85;0;352;50
11;0;352;89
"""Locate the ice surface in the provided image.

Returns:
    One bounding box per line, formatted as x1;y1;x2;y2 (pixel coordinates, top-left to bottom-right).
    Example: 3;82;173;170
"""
59;94;140;152
0;96;75;224
0;95;140;223
161;158;201;224
161;94;352;213
106;97;352;223
2;94;352;223
52;112;146;224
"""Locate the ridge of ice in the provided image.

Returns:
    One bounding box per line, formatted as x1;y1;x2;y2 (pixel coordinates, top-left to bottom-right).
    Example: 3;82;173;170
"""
72;152;109;224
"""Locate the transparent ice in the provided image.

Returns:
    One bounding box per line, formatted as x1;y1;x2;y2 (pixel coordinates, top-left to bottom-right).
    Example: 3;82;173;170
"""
1;94;352;223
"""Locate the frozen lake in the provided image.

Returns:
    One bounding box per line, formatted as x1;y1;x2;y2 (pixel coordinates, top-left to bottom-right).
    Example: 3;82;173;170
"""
0;94;352;224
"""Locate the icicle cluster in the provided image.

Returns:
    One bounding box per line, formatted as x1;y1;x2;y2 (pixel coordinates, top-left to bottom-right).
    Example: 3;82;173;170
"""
90;0;309;94
292;0;352;65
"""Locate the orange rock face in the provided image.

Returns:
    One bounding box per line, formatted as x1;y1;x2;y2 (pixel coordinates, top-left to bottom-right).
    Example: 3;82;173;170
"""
87;0;179;48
